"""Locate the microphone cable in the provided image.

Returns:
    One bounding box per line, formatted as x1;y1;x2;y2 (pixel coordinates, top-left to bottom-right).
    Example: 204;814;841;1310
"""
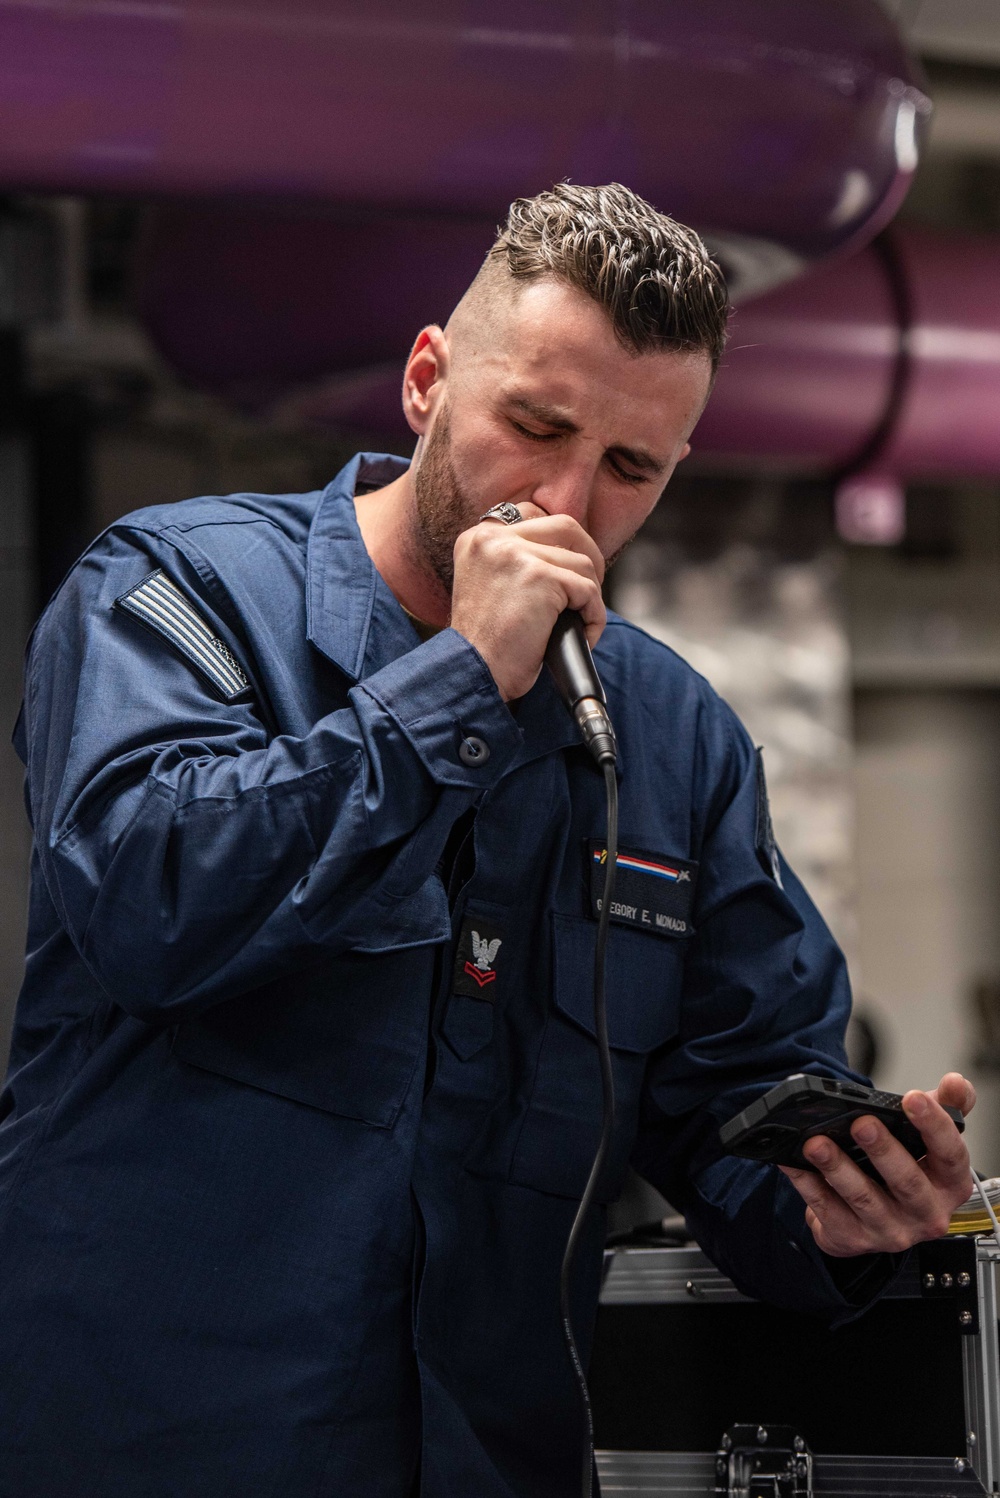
543;607;620;1497
559;757;618;1498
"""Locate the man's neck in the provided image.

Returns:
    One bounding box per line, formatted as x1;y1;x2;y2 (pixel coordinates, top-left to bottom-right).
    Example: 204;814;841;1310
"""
353;471;452;631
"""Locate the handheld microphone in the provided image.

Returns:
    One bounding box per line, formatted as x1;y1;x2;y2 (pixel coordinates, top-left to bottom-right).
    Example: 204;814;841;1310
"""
544;611;617;766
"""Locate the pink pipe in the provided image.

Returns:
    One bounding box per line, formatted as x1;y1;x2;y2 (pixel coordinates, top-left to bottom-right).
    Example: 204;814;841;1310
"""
152;222;997;482
883;232;1000;477
695;228;1000;479
696;246;898;472
0;0;924;263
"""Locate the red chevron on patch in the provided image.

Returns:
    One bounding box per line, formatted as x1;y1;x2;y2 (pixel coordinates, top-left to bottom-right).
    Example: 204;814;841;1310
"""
463;961;497;989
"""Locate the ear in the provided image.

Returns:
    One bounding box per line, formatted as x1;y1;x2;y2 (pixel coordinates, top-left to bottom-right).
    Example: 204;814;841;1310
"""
402;325;449;436
677;441;692;463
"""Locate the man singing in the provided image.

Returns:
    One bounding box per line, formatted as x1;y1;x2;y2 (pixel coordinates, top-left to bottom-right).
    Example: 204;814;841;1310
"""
1;184;975;1496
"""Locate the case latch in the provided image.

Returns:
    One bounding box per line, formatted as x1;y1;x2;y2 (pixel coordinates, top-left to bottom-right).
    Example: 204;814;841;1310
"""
715;1423;813;1498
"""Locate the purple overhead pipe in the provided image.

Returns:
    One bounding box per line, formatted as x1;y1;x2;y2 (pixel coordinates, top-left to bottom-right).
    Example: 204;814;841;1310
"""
136;209;1000;481
881;232;1000;477
1;0;925;266
134;208;499;400
695;228;1000;480
695;243;900;471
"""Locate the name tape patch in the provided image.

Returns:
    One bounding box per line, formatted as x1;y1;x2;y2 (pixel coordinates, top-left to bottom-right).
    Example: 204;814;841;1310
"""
453;916;505;1001
115;570;250;702
588;840;697;937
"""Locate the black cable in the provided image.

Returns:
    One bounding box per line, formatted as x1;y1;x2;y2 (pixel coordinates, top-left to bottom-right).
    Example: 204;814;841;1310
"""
559;759;618;1498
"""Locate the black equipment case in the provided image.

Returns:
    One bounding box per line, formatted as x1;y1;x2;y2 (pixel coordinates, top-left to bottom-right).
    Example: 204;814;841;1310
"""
590;1238;1000;1496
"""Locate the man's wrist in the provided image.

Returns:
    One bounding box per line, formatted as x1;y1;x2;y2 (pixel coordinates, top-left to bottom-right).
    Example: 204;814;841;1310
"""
355;626;522;790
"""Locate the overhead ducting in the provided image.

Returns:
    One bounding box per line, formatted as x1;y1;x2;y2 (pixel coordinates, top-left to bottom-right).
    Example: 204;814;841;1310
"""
1;0;926;302
697;228;1000;480
7;0;977;479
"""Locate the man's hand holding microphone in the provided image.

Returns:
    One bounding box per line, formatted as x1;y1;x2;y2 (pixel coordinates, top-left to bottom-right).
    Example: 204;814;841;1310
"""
450;503;606;704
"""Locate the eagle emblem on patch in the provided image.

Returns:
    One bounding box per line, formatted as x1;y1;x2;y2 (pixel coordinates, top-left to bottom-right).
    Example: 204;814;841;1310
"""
470;931;501;978
454;917;505;1000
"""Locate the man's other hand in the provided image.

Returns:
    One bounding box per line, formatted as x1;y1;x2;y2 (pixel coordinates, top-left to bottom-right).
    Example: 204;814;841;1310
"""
450;507;606;702
779;1072;977;1258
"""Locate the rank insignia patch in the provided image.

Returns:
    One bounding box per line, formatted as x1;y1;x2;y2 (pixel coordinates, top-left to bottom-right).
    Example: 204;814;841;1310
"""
115;570;250;701
453;916;505;1000
588;840;697;937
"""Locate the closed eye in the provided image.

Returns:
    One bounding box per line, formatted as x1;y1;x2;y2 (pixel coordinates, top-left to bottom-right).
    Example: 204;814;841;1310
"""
607;457;650;486
510;418;562;442
511;414;655;485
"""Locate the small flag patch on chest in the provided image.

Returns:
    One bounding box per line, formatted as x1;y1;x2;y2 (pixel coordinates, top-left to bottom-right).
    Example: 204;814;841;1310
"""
602;851;684;882
115;570;250;701
588;840;698;937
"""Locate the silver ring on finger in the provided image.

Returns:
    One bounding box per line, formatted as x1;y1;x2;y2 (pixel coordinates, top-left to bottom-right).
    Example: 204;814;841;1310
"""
478;502;523;526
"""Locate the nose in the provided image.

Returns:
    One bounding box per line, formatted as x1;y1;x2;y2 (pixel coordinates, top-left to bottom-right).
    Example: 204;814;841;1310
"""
528;455;596;528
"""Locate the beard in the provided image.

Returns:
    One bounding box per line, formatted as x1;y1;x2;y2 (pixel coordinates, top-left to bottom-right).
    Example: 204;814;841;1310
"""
412;401;477;595
412;398;638;592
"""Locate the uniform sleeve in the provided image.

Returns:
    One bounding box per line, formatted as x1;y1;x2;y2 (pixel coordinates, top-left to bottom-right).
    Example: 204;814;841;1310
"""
21;529;522;1022
630;702;896;1322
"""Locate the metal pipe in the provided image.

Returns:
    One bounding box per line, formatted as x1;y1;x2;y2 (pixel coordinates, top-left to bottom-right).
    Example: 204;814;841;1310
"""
695;228;1000;480
137;210;1000;481
0;0;925;275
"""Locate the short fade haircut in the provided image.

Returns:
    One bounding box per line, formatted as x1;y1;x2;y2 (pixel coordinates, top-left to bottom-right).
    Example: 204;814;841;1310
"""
487;182;729;373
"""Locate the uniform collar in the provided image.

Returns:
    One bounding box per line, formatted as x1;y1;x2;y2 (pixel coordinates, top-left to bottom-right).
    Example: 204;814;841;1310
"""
306;450;609;771
306;451;416;681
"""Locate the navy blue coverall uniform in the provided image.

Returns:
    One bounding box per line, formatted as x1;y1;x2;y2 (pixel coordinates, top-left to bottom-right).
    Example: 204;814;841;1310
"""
0;453;885;1497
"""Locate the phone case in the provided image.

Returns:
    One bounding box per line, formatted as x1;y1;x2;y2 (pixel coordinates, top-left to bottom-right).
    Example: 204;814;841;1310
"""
719;1073;964;1177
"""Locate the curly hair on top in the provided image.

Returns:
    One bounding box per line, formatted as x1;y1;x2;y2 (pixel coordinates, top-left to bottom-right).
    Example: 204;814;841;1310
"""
488;182;729;371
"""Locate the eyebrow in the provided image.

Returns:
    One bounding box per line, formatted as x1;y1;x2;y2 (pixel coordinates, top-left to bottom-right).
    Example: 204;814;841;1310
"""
507;394;667;477
609;444;666;476
509;395;578;433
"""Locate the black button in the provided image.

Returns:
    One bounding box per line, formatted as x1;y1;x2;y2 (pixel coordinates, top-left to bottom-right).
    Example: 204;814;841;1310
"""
458;735;490;766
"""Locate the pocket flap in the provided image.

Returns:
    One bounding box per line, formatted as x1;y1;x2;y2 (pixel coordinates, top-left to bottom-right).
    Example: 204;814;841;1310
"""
172;945;434;1128
551;913;683;1054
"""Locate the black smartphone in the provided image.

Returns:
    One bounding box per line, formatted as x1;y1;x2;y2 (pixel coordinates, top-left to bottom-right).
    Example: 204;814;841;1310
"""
719;1074;965;1180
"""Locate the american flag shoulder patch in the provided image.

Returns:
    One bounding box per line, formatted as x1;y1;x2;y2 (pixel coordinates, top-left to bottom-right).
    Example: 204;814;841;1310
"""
114;570;250;701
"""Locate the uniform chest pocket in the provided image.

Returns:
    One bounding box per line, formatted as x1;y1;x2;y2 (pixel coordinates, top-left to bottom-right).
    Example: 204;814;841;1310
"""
507;913;685;1201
